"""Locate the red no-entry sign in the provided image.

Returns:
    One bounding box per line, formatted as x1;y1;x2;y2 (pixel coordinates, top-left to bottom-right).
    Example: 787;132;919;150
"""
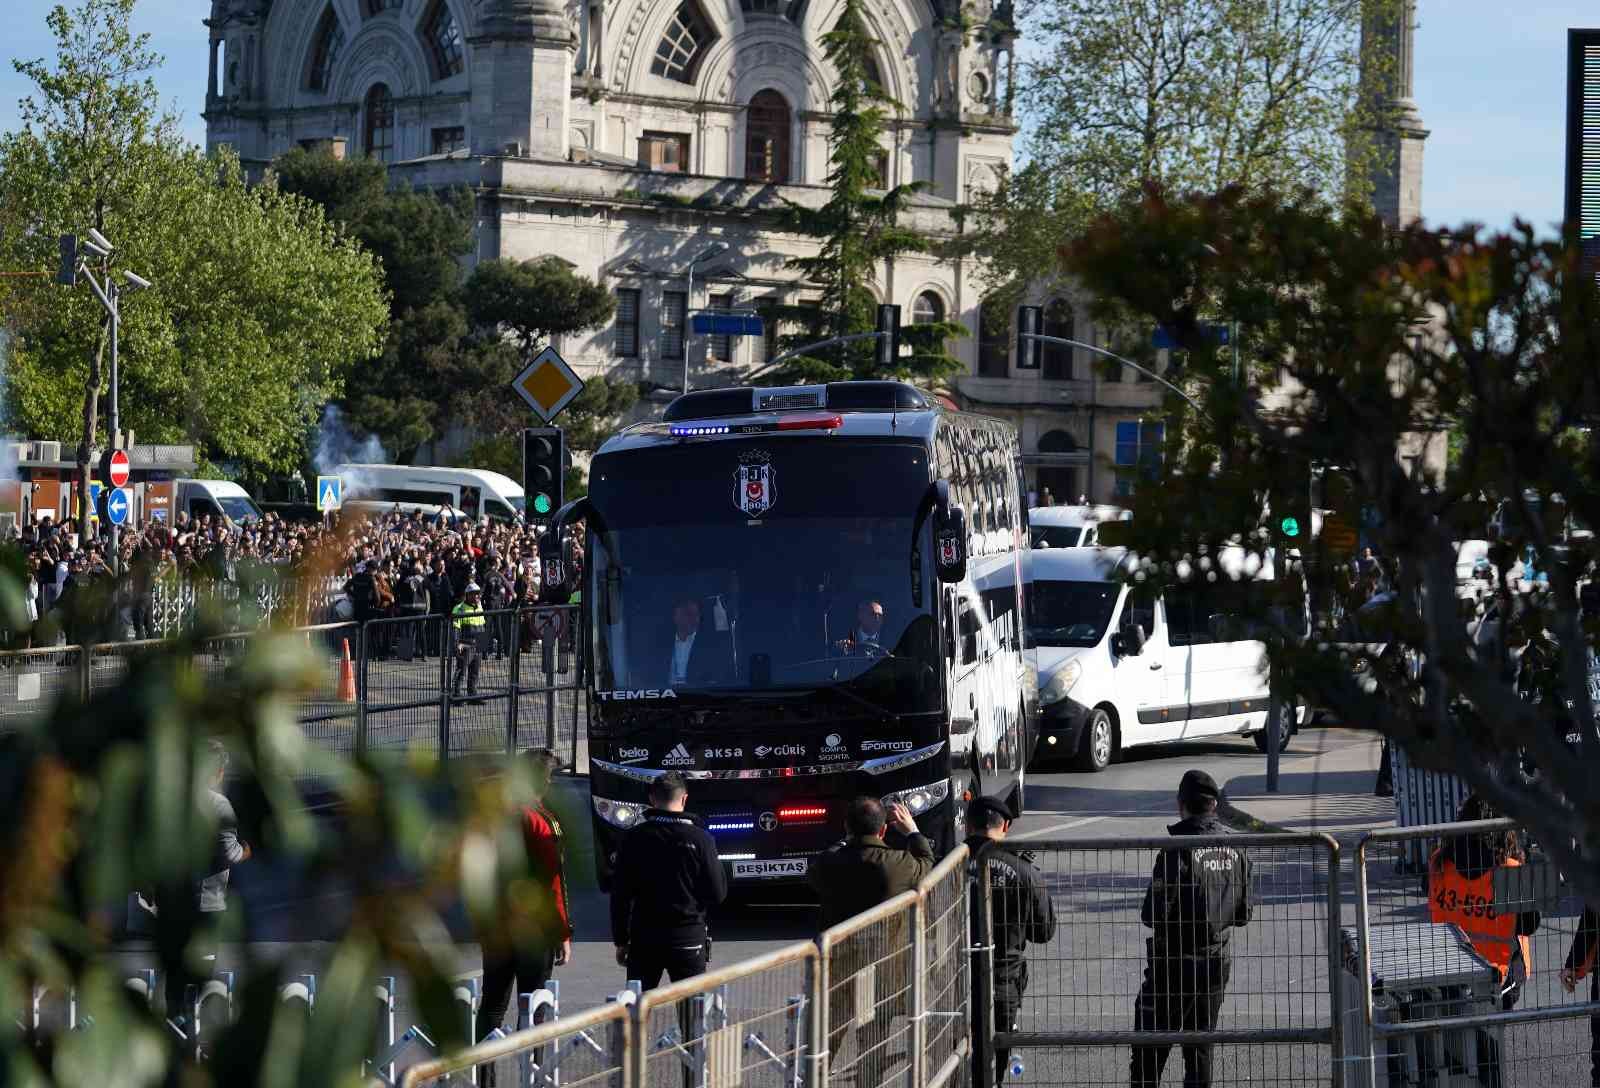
108;449;130;488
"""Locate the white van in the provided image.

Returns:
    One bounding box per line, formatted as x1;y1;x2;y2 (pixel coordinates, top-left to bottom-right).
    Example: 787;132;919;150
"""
1028;546;1299;771
1028;504;1129;549
332;464;527;522
175;479;264;526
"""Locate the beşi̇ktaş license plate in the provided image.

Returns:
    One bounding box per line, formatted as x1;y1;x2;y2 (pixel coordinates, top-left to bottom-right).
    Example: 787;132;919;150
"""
731;858;809;879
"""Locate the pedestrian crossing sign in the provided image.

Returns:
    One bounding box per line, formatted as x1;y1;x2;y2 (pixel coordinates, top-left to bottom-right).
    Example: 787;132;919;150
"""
317;475;343;511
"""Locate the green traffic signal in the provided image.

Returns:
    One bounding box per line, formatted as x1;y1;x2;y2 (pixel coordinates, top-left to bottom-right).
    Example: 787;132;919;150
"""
1280;515;1301;538
533;493;553;515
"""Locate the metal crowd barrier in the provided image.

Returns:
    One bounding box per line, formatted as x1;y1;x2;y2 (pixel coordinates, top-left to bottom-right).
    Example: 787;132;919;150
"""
981;832;1344;1088
0;605;587;769
1351;819;1600;1088
392;846;971;1088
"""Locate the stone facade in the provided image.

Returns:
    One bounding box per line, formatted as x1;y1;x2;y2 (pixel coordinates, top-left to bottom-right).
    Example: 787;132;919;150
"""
202;0;1172;501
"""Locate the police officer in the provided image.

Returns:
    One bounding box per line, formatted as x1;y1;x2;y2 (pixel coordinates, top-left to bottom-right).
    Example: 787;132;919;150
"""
964;795;1055;1085
452;581;486;700
1131;769;1252;1088
609;771;727;989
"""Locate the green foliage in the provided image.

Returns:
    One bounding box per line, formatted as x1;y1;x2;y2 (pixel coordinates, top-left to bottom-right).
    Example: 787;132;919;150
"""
0;2;387;475
1065;183;1600;903
0;595;592;1085
463;257;616;353
771;0;963;386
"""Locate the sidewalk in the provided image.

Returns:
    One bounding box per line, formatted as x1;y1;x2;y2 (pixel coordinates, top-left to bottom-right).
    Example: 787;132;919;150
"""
1219;725;1394;842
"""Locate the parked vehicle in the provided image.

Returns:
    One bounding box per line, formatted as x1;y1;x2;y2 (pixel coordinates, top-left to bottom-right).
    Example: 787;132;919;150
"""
174;479;264;526
1027;504;1129;549
331;465;526;522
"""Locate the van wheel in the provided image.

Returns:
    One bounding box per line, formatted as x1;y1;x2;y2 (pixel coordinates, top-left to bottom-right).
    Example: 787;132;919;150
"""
1253;702;1297;754
1075;709;1114;772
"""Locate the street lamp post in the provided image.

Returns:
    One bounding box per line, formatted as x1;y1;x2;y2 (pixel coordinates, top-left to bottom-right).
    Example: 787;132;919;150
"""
683;241;729;394
58;230;152;575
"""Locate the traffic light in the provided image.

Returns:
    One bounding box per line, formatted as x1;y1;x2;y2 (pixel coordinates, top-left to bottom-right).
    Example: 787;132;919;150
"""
875;303;901;369
523;427;564;520
57;235;78;286
1017;305;1042;370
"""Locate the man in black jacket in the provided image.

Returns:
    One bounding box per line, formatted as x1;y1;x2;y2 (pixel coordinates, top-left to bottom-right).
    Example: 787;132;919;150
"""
1131;770;1252;1088
609;772;727;989
964;795;1055;1085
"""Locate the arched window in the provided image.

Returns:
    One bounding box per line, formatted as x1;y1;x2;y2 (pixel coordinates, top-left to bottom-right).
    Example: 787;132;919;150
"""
744;90;791;183
366;0;403;14
977;296;1009;377
1037;429;1078;453
364;83;395;161
912;291;945;325
307;6;345;92
422;0;465;79
651;2;714;83
1041;299;1074;380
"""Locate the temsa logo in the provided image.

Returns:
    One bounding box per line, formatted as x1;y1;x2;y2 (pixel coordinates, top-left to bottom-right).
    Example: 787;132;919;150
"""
597;689;680;701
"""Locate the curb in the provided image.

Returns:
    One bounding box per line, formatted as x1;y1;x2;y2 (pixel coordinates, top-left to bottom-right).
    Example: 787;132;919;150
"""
1216;791;1292;835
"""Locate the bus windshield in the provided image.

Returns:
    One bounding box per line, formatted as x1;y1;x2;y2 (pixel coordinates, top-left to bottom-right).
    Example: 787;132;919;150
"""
1027;579;1119;647
586;437;939;711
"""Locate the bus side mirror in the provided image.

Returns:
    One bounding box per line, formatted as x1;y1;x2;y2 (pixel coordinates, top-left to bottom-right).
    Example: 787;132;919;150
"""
935;506;968;583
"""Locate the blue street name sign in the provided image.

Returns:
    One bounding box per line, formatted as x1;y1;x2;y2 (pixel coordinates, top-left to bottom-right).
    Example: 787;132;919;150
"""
106;487;131;526
691;313;764;336
1152;323;1230;350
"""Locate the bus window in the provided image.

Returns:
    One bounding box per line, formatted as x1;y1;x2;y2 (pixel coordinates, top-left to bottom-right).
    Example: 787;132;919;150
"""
958;595;983;664
484;498;515;521
461;486;480;518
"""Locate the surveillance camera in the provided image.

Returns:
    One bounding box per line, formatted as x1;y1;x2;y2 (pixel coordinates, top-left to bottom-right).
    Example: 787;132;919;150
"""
86;228;114;254
79;238;111;259
122;270;153;290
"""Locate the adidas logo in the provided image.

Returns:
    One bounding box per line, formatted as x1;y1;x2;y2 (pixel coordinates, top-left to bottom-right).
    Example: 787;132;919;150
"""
661;743;695;767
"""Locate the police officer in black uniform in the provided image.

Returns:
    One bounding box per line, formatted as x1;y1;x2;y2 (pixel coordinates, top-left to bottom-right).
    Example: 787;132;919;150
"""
609;771;728;989
964;795;1056;1085
1131;769;1253;1088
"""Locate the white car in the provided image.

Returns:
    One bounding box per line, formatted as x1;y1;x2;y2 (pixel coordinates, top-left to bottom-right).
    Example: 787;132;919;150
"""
1027;546;1298;771
1028;504;1130;550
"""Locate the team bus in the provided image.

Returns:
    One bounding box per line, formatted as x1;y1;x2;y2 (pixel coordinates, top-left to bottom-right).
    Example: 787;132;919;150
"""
539;380;1035;885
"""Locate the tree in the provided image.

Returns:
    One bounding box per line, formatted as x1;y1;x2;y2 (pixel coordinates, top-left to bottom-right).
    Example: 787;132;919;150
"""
272;148;481;463
464;257;615;353
0;0;387;483
768;0;964;385
1065;184;1600;903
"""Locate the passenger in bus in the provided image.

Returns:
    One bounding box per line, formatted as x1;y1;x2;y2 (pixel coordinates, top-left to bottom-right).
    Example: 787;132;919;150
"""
834;599;889;656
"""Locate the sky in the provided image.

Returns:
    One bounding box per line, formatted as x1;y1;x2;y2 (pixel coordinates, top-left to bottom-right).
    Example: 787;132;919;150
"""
0;0;1592;234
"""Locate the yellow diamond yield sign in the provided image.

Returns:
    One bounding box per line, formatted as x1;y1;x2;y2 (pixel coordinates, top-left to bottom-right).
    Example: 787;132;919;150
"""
512;345;585;423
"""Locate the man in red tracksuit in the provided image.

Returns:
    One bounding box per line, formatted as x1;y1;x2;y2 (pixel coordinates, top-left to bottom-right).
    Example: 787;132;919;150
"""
475;749;573;1086
1563;906;1600;1087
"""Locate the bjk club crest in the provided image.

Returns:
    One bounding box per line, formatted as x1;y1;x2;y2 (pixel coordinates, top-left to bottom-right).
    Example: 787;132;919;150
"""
735;451;776;516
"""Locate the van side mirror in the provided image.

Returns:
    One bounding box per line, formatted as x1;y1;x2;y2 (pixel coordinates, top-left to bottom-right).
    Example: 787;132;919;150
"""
934;506;968;583
1113;624;1146;657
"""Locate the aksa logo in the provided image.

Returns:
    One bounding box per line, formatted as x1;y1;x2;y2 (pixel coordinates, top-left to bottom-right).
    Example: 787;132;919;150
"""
754;744;807;759
661;743;695;767
819;733;850;760
597;689;679;701
617;746;650;763
704;747;744;760
861;740;914;753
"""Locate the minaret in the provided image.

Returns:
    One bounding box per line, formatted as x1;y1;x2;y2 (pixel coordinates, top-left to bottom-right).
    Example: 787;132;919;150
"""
468;0;575;160
1361;0;1428;227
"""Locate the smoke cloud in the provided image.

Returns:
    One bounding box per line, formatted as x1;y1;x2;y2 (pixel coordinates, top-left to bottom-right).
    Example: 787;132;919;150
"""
313;404;388;500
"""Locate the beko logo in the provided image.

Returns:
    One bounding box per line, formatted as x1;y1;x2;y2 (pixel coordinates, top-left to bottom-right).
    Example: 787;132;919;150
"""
617;746;650;763
704;747;745;759
661;743;695;766
861;740;914;753
754;744;807;758
597;689;679;701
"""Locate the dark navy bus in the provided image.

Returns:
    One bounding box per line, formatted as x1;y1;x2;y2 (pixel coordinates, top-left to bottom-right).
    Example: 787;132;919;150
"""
540;381;1035;886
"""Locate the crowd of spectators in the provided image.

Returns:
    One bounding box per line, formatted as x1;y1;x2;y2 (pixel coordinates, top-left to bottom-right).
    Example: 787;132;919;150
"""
6;507;578;648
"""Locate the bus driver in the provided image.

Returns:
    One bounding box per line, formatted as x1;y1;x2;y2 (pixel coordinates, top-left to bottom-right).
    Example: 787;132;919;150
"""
835;599;888;657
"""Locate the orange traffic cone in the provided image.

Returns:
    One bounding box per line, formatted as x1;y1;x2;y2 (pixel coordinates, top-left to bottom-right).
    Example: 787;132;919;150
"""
336;638;358;702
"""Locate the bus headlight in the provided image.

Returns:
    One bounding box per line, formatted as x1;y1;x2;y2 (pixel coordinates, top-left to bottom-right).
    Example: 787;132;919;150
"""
1040;660;1082;705
881;778;951;817
592;795;643;830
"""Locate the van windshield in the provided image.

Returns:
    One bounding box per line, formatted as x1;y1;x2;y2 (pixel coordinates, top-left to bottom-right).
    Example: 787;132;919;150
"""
1031;525;1082;548
217;496;263;523
1028;579;1119;647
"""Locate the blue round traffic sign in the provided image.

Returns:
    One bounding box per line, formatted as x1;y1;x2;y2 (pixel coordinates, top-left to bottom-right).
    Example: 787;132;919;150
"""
106;487;131;526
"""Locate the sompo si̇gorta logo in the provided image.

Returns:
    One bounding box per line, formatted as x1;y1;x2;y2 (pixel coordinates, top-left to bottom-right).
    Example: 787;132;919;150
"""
734;450;776;517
